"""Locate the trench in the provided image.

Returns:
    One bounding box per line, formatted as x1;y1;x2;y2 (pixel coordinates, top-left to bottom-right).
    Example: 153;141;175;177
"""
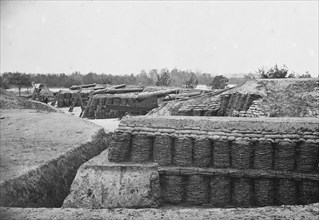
0;130;112;208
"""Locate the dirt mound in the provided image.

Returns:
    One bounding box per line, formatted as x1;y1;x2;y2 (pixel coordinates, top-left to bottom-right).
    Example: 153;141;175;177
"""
0;89;58;112
148;78;319;118
0;89;24;109
256;78;319;117
0;109;110;207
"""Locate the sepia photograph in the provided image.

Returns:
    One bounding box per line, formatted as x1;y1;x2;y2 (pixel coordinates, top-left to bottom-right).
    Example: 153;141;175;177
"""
0;1;318;219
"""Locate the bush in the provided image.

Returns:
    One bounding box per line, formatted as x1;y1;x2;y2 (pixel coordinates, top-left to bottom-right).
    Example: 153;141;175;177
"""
259;64;288;79
209;75;229;89
156;71;171;86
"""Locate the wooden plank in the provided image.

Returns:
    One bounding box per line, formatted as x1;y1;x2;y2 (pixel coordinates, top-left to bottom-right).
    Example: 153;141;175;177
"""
68;88;82;112
80;90;94;118
78;92;85;111
158;166;319;182
70;83;96;90
93;87;142;95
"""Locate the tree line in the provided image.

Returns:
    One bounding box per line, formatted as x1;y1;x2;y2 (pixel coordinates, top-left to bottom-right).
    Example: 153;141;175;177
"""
1;64;312;94
0;68;224;89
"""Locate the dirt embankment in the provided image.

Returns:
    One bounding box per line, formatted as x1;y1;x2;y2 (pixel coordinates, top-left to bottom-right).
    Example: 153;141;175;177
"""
1;203;319;220
0;89;58;112
0;109;111;207
148;78;319;118
0;90;112;208
256;79;319;117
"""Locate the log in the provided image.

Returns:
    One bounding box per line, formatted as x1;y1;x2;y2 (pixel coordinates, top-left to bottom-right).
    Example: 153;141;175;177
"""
70;84;96;90
94;88;144;95
69;88;83;112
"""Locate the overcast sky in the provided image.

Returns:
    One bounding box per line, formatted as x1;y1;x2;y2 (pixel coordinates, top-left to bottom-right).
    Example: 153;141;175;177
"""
1;1;318;76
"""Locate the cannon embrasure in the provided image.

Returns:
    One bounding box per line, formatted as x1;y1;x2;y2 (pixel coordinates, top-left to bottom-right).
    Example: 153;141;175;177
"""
81;88;180;119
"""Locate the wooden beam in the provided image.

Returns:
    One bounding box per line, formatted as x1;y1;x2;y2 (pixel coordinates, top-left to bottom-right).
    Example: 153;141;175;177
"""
80;90;94;118
50;90;62;106
69;88;82;112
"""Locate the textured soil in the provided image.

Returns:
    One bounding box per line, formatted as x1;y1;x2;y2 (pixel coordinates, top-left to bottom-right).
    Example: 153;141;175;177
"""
0;90;119;183
1;89;318;219
0;88;58;112
1;203;319;220
0;109;103;182
0;90;119;208
256;79;319;117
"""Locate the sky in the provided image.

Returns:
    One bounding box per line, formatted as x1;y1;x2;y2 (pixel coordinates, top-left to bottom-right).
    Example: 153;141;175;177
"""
1;1;318;77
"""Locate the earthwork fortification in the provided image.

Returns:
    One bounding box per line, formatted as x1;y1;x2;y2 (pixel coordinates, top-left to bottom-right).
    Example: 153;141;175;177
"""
108;116;319;207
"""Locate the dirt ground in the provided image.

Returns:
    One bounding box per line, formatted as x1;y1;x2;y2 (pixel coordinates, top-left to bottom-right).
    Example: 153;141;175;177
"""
0;109;104;182
58;106;120;133
0;89;119;182
1;203;319;220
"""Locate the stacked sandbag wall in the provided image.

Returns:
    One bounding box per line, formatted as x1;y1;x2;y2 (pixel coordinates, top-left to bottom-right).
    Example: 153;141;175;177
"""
233;99;266;117
56;91;90;108
108;116;319;207
83;94;150;119
178;93;262;117
84;95;134;119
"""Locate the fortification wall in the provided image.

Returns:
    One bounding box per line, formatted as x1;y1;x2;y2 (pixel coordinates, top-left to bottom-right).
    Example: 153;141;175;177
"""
108;116;319;207
173;78;319;118
178;93;262;117
56;91;90;108
83;93;158;119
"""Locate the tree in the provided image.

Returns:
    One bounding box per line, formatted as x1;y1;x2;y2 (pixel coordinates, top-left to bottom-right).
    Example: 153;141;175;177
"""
156;70;171;86
0;73;11;89
8;72;32;96
83;72;97;84
148;69;158;85
259;64;288;79
210;75;229;89
136;70;153;86
197;72;214;85
64;72;84;88
185;73;198;88
96;74;112;84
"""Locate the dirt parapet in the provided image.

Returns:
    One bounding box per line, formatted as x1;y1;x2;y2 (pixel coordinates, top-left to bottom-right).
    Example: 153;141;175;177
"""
0;89;59;112
0;109;112;207
0;129;111;207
